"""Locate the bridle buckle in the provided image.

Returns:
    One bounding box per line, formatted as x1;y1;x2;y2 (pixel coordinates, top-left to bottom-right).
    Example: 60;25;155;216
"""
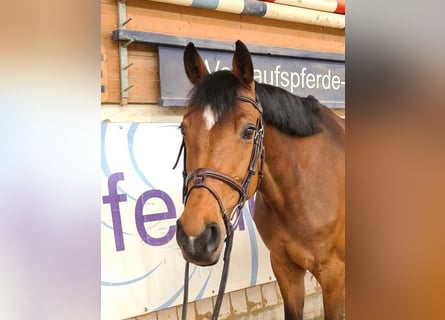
192;169;205;185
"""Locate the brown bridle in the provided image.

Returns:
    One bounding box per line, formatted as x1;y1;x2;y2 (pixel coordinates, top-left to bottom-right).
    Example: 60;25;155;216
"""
173;95;265;320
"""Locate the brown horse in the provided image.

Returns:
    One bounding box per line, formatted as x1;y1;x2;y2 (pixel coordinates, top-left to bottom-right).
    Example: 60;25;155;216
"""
175;41;345;320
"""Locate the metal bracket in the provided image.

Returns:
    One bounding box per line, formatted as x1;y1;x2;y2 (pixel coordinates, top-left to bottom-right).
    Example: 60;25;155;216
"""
116;0;133;105
122;39;134;48
121;17;132;27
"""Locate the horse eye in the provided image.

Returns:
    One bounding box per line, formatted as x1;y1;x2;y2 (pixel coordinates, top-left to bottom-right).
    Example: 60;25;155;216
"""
179;124;185;137
241;124;256;140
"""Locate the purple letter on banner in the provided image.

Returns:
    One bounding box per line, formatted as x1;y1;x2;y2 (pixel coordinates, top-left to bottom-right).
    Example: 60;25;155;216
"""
102;172;128;251
135;189;176;246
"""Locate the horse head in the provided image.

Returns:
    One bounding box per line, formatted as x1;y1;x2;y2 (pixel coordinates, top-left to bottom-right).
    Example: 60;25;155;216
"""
175;41;264;266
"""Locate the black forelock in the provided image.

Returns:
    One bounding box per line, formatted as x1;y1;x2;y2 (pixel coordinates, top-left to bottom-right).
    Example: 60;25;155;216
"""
188;70;240;120
187;71;322;137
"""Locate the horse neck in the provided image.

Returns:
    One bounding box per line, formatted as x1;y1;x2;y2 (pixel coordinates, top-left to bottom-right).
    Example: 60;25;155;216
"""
257;111;344;213
257;125;302;209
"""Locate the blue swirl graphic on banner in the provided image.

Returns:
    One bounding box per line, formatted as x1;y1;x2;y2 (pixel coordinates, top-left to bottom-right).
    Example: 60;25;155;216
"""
101;124;135;236
127;123;156;190
101;123;137;201
195;271;212;301
153;265;200;311
101;123;111;178
101;260;165;286
101;220;133;236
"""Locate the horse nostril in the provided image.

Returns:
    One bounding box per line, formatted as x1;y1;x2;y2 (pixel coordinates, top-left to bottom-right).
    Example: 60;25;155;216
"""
204;222;221;253
176;219;222;265
176;220;187;248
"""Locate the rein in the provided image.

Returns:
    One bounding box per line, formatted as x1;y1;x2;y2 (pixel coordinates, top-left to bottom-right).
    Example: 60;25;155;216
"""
173;95;265;320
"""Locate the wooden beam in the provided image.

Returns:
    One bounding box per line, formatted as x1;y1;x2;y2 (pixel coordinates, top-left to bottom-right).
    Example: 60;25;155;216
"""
112;29;345;62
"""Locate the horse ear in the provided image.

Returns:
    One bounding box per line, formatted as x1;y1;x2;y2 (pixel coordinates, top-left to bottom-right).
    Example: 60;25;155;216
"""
232;40;254;88
183;42;209;85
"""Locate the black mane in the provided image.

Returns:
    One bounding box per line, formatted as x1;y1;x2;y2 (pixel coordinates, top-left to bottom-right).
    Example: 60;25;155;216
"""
188;70;322;136
255;82;322;136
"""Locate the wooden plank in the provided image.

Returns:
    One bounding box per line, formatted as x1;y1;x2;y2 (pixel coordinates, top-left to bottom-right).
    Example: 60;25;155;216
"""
101;2;118;28
101;104;187;123
106;54;158;81
101;0;117;5
106;78;160;104
123;0;344;53
127;80;160;103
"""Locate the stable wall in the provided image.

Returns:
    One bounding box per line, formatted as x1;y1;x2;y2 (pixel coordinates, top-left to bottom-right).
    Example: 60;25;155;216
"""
101;0;344;109
101;1;344;319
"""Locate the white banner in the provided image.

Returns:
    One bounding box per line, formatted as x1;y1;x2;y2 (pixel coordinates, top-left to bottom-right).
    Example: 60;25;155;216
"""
101;123;275;320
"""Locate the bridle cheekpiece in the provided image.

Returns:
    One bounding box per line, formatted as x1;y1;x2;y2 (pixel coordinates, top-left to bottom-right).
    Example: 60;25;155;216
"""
173;95;265;320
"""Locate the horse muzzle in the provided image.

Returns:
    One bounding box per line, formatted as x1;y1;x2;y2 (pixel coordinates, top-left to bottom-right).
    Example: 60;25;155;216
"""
176;219;224;266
